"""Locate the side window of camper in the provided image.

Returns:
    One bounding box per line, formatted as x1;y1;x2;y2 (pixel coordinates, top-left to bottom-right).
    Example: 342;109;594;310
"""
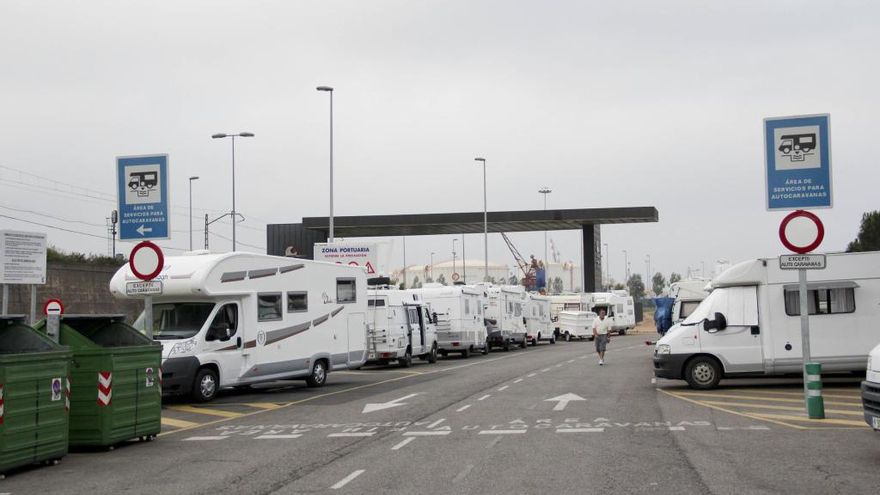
680;301;701;319
784;287;856;316
514;303;522;317
208;304;238;339
464;299;471;315
616;304;624;314
287;292;308;313
337;278;357;304
258;293;283;321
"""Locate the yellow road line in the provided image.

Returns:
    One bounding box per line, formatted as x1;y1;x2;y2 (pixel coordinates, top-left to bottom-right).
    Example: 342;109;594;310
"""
672;391;862;407
245;402;283;410
701;400;865;416
161;417;201;428
749;413;868;428
158;352;520;437
658;389;807;430
720;388;861;399
168;405;244;418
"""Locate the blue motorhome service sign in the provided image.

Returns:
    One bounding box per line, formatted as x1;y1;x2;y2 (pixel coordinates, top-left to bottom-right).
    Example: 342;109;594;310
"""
764;114;832;210
117;154;170;240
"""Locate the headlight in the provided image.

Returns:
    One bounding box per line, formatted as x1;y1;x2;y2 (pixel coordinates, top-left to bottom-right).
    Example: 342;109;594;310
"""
656;344;671;355
169;339;196;357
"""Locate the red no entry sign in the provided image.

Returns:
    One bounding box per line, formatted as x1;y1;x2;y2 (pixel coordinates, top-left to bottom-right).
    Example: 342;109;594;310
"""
129;241;165;281
779;210;825;254
43;298;64;316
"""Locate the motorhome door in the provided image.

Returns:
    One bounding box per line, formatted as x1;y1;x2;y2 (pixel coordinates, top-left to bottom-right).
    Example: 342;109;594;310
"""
204;302;243;385
699;286;763;373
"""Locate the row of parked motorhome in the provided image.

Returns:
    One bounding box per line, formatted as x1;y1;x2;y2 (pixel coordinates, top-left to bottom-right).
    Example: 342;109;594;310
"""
109;252;559;402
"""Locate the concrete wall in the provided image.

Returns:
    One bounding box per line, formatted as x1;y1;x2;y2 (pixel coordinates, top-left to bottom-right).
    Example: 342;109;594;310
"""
2;262;141;323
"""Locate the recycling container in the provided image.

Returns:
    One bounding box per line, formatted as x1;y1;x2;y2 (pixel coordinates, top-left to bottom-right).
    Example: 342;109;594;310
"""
33;315;162;448
0;316;71;477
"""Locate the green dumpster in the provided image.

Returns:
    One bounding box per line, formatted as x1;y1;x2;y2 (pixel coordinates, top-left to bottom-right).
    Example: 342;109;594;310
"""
0;316;71;477
33;315;162;448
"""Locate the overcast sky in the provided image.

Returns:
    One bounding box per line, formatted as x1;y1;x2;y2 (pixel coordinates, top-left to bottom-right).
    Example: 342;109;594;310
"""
1;1;877;284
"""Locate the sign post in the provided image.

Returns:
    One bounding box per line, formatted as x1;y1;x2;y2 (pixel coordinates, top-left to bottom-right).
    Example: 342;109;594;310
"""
0;230;48;321
778;209;826;419
43;298;64;344
129;241;165;339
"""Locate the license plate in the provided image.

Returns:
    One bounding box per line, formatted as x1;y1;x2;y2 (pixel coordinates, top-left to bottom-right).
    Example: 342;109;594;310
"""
873;416;880;430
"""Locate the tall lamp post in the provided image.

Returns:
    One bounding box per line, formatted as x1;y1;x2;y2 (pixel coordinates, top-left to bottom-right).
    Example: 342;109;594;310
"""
474;157;488;282
603;242;609;289
211;132;254;251
645;254;651;293
538;187;551;266
316;85;335;242
622;249;629;282
430;252;435;281
452;238;458;282
188;176;199;251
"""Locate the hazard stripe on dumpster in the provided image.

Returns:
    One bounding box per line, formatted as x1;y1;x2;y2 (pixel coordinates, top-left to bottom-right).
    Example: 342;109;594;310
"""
65;377;71;412
98;371;112;406
0;384;4;425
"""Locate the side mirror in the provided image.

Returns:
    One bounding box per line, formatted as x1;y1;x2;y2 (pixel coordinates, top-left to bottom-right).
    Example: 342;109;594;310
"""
703;312;728;332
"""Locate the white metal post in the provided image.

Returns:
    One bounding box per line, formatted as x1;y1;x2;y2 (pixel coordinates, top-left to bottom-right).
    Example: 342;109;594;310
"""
798;268;812;409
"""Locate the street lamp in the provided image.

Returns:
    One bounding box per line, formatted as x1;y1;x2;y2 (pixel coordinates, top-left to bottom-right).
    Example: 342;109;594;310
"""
645;254;651;291
188;176;199;251
603;243;609;289
538;187;551;267
475;157;488;282
452;238;458;282
430;252;435;281
316;85;335;242
622;249;629;281
211;132;254;251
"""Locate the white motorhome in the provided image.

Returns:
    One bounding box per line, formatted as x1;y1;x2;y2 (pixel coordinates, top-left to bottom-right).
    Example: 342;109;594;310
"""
669;279;710;323
585;291;635;335
525;293;554;345
654;252;880;390
548;293;587;336
483;285;528;351
365;288;438;367
557;310;598;341
863;343;880;430
412;284;488;357
109;252;368;402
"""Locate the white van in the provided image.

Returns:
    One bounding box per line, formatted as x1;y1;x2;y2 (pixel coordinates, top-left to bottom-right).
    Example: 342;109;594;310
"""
484;285;528;351
549;293;586;337
557;310;598;341
109;252;368;402
585;291;635;335
412;284;488;358
669;279;710;323
366;288;438;367
654;252;880;389
525;293;554;345
863;343;880;430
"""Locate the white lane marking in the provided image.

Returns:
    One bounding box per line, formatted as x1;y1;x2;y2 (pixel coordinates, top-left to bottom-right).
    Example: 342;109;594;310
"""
478;430;527;435
362;393;419;414
527;373;537;377
554;363;563;368
579;355;587;359
486;436;503;449
404;431;451;436
497;385;509;392
513;378;523;384
556;428;604;433
668;426;685;431
391;437;416;450
255;434;302;439
651;378;657;384
566;359;575;363
427;418;446;429
541;368;551;372
456;404;472;412
478;394;491;401
452;464;474;483
328;432;376;437
331;469;365;490
717;426;771;431
183;436;227;441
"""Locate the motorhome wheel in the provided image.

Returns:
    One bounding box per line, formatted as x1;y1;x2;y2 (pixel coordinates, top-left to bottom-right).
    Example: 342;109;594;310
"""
399;349;413;368
565;332;571;342
503;340;511;352
427;344;438;364
531;335;538;346
684;357;722;390
482;343;489;355
193;368;219;402
549;335;556;344
461;348;470;359
306;360;327;387
618;329;626;336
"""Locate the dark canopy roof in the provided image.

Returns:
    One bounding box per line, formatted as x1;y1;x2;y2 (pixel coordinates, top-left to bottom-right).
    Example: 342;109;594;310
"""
301;207;658;237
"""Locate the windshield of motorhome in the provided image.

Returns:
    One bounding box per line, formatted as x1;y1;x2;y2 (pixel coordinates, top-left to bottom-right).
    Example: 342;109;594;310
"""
133;302;215;339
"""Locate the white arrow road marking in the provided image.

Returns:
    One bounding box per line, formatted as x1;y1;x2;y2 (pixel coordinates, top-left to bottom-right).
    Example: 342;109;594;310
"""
136;224;153;236
545;393;587;411
331;470;365;490
362;393;418;414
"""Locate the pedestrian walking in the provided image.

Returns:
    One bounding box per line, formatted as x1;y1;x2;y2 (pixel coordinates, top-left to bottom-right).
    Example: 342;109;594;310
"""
592;308;612;365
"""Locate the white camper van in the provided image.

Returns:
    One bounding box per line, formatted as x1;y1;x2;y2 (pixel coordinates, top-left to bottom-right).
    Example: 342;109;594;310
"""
862;343;880;430
525;293;554;345
585;291;635;335
109;252;368;402
412;285;489;357
549;293;586;337
557;310;598;341
669;279;710;323
484;285;528;351
654;252;880;390
366;288;438;367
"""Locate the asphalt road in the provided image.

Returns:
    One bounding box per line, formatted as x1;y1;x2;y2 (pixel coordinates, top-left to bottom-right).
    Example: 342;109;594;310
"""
3;335;879;494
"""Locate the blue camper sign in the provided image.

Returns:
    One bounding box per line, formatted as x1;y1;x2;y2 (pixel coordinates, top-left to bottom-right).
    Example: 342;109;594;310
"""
116;154;170;240
764;114;832;210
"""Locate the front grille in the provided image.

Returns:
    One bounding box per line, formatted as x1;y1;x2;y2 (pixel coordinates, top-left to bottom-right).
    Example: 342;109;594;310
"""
863;382;880;415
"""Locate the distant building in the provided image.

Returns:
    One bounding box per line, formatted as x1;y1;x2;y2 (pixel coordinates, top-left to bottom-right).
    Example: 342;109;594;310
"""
393;259;582;291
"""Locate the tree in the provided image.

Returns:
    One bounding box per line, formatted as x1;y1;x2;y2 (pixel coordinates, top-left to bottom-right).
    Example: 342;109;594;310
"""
652;272;666;296
509;275;518;285
669;272;682;284
437;273;447;286
613;283;625;291
847;210;880;252
412;276;421;289
626;274;645;299
425;276;434;284
552;277;564;294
